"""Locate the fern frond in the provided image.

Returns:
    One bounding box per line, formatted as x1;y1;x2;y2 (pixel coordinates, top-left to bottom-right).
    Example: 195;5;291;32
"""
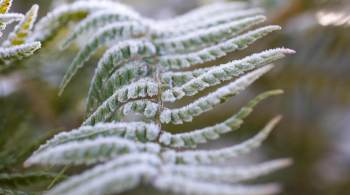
159;26;282;70
160;65;274;124
48;154;160;195
86;41;156;114
97;61;151;104
155;15;266;54
35;122;160;154
3;4;38;46
161;158;292;183
153;176;280;195
159;2;248;27
25;137;160;166
0;0;41;69
53;164;156;195
162;116;281;165
31;1;132;42
25;1;294;194
58;22;149;95
159;90;283;148
0;42;41;66
83;78;158;125
61;9;141;49
162;48;293;103
157;8;264;38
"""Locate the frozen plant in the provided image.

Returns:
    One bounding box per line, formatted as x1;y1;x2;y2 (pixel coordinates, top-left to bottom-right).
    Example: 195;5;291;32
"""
25;1;295;195
0;0;41;71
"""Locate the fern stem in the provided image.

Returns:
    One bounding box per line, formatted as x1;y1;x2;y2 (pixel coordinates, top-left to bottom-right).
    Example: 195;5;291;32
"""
155;61;164;138
47;166;69;190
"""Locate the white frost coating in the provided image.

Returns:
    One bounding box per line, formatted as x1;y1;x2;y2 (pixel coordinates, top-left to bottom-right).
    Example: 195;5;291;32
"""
155;15;266;54
88;40;154;84
165;116;281;165
160;65;274;124
159;123;237;148
153;175;281;195
159;26;283;70
32;0;134;41
61;8;141;49
159;8;264;38
159;2;248;27
83;78;158;125
0;42;41;63
25;137;161;166
34;122;160;154
161;47;293;102
3;4;38;47
159;90;284;148
161;67;211;89
161;158;292;183
0;13;23;24
120;100;159;118
87;41;156;114
58;21;149;95
49;163;158;195
48;153;161;195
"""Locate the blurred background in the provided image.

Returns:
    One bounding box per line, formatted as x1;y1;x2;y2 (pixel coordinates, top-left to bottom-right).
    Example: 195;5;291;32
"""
1;0;350;194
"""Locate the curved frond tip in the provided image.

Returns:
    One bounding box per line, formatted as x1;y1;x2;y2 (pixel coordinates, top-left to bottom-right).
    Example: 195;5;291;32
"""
160;65;275;124
159;90;283;148
162;116;282;165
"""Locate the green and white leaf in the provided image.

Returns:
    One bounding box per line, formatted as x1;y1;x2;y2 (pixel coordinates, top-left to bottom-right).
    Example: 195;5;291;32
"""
160;65;274;124
32;1;134;42
159;90;283;148
48;154;161;195
25;137;160;166
86;41;156;114
162;116;281;165
154;15;266;54
61;9;141;49
159;25;282;70
59;22;149;95
161;48;294;102
34;122;160;156
0;42;41;65
84;78;158;125
161;159;292;183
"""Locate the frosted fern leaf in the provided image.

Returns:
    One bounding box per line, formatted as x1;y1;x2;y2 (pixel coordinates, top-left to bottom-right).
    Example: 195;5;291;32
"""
26;1;295;195
0;0;41;70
